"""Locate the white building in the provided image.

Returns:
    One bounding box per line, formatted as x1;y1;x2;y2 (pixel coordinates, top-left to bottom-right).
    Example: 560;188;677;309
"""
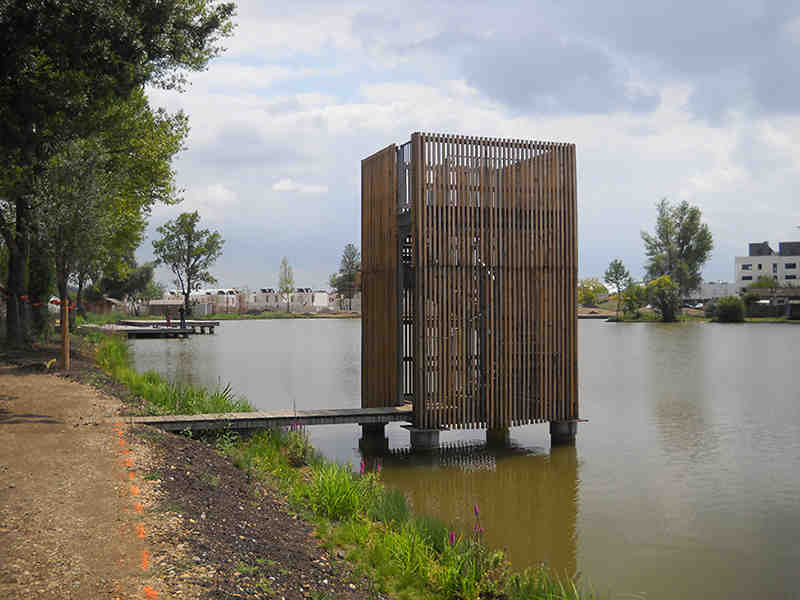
734;241;800;293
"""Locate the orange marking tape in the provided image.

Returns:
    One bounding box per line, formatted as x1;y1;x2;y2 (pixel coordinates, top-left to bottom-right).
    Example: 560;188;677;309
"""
136;523;145;539
130;484;139;497
135;502;143;514
143;585;159;598
141;549;150;570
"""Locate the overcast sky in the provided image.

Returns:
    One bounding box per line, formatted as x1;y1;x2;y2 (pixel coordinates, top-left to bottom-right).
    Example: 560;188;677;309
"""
140;0;800;290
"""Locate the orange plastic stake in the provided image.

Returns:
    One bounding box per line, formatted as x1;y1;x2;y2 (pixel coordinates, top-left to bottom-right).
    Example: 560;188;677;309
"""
129;471;136;481
143;585;159;598
135;502;143;514
130;484;139;497
125;457;134;468
141;549;150;570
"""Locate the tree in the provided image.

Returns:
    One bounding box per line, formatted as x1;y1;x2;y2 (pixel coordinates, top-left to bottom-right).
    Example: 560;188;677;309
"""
329;243;361;310
715;296;745;323
641;198;713;299
622;282;648;319
278;257;295;313
152;212;224;315
646;275;680;322
578;278;607;308
604;259;631;320
0;0;233;346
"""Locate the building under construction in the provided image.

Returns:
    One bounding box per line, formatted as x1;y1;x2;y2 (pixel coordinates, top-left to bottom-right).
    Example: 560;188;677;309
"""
361;132;578;448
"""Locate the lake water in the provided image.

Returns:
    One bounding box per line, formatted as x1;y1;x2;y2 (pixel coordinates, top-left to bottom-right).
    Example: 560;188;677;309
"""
130;319;800;599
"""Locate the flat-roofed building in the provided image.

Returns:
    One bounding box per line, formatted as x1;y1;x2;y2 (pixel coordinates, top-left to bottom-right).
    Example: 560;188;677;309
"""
735;241;800;293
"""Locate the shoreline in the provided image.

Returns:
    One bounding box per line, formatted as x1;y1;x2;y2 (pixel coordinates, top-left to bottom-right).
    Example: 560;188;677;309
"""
1;332;596;599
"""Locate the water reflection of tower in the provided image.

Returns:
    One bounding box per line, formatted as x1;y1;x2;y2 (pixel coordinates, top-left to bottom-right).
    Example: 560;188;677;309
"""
380;442;579;577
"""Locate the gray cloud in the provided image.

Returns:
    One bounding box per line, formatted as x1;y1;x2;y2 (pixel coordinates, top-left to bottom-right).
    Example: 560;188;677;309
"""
462;33;659;114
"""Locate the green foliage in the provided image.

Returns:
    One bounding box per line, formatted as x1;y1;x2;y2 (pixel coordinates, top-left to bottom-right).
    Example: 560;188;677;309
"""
285;428;314;467
715;296;745;323
329;243;361;308
368;488;411;526
278;257;295;312
1;0;229;344
604;259;631;319
641;198;713;297
577;278;607;307
622;282;648;319
296;462;380;521
646;274;680;322
747;275;782;290
703;299;717;319
152;211;224;314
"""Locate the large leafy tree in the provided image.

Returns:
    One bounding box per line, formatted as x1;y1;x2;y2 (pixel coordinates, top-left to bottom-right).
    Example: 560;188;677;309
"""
0;0;234;346
641;198;713;298
152;211;224;315
32;89;185;367
604;259;631;320
329;243;361;310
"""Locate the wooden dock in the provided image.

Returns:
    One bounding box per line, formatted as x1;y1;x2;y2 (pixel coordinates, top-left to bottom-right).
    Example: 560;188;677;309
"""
119;319;220;334
130;405;414;433
117;325;195;339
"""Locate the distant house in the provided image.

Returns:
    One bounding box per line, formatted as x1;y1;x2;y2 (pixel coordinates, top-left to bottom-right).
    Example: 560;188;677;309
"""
84;296;126;315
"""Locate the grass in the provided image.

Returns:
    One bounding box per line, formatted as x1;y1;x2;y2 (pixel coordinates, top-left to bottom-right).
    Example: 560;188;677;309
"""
84;327;596;600
90;331;253;415
222;429;596;600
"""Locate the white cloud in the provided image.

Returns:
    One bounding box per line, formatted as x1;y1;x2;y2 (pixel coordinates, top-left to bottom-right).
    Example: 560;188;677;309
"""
272;178;329;194
141;0;800;289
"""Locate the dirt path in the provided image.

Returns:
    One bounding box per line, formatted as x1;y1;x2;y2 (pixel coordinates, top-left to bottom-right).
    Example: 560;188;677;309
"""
0;351;375;600
0;365;164;599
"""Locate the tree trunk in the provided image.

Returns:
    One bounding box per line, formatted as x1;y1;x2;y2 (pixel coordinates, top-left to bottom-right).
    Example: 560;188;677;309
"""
183;291;191;317
5;242;25;347
5;199;29;347
57;265;70;370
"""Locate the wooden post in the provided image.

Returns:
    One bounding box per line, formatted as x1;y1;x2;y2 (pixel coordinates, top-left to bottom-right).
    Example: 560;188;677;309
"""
60;296;70;370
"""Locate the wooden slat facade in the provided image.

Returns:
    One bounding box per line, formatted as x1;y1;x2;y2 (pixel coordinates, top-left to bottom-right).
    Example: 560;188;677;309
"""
361;145;399;408
362;133;577;430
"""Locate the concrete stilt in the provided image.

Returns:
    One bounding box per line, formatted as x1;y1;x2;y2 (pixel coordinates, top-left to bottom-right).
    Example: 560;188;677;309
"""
486;427;509;447
408;428;440;451
549;421;578;446
359;423;389;454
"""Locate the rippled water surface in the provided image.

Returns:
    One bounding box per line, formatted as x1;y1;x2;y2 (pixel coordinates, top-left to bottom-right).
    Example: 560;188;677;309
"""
130;319;800;599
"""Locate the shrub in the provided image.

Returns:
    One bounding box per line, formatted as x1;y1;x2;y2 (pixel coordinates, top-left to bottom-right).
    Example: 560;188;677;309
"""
703;300;717;318
715;296;745;323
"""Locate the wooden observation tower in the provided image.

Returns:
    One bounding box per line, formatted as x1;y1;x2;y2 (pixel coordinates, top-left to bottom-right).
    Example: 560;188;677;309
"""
361;133;578;449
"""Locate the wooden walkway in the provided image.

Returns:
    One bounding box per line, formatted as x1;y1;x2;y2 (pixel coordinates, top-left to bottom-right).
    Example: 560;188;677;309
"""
130;405;414;433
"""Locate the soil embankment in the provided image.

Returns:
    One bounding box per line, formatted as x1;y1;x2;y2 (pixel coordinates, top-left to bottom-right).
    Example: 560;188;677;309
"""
0;345;371;599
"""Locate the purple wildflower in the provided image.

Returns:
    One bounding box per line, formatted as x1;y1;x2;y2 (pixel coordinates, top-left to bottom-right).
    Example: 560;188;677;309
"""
360;460;365;475
474;503;480;517
449;531;456;546
376;461;382;473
